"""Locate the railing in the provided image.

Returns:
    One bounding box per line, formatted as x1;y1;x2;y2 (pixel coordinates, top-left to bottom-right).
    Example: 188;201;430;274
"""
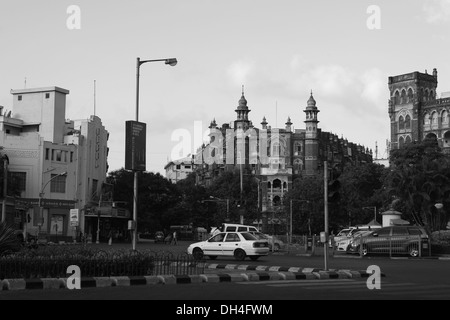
0;248;204;279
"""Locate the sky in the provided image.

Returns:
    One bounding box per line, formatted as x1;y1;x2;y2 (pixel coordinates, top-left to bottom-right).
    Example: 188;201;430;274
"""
1;0;450;175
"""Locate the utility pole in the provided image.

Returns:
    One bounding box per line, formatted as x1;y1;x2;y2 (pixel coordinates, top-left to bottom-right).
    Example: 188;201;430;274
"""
324;161;329;271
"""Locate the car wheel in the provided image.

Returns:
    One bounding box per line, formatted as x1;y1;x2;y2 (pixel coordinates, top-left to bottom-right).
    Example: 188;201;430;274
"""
208;256;217;260
357;245;368;256
192;248;204;260
234;249;246;261
408;246;419;257
274;243;281;252
250;256;260;261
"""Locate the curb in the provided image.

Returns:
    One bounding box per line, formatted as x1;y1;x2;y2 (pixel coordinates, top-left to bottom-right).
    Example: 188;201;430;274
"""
0;266;389;291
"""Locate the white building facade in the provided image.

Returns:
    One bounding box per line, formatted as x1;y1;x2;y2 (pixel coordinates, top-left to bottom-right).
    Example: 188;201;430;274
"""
0;86;115;243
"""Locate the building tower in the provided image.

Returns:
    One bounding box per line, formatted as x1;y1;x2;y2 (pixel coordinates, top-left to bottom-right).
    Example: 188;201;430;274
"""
234;86;251;131
388;69;438;149
303;91;320;175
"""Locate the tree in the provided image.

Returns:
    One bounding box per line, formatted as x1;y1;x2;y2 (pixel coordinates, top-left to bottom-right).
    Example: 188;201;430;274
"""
205;169;259;227
338;162;387;227
283;176;324;235
106;169;179;233
386;139;450;233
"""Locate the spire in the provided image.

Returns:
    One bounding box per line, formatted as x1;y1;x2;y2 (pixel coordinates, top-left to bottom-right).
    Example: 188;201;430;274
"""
306;91;317;109
261;116;268;129
237;85;248;109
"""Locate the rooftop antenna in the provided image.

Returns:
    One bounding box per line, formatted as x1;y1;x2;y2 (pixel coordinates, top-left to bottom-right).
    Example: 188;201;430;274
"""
94;80;96;116
276;101;278;127
24;77;27;89
375;141;378;160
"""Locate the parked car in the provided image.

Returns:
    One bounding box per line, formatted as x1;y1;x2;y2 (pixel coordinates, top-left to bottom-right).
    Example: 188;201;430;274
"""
335;230;372;252
347;225;430;257
249;231;284;251
154;231;165;243
330;225;382;248
210;223;259;237
187;231;269;261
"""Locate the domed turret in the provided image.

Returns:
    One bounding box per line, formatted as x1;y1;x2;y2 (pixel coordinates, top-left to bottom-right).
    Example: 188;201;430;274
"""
306;91;317;109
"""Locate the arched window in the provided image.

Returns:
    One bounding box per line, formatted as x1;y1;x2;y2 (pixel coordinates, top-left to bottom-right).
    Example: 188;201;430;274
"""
398;116;405;130
432;111;439;127
394;90;400;104
272;142;280;156
443;131;450;148
398;136;405;148
405;115;411;130
283;182;287;189
273;179;281;189
424;112;430;125
442;110;448;125
425;133;438;145
405;135;411;144
294;142;302;156
430;90;435;100
424;89;429;102
268;181;271;189
407;88;414;103
401;89;407;104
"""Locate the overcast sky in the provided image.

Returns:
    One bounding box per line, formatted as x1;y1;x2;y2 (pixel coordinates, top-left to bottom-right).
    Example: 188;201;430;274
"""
1;0;450;175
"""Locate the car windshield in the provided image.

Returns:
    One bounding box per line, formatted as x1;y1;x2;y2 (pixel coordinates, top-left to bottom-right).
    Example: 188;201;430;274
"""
337;229;352;236
241;232;258;241
253;232;269;239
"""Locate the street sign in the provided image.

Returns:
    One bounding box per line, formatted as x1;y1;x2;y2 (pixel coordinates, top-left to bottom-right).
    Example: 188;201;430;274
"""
70;209;79;227
125;120;146;171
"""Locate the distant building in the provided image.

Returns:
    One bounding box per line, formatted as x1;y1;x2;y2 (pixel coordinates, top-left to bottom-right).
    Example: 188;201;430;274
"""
193;89;373;229
0;86;129;243
388;68;450;154
164;155;194;183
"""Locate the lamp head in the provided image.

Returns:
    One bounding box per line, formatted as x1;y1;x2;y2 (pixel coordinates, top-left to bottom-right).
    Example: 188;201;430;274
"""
165;58;178;66
435;203;444;210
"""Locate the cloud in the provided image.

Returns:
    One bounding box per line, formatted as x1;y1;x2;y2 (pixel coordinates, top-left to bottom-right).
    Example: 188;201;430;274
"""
423;0;450;24
227;59;255;86
360;68;386;106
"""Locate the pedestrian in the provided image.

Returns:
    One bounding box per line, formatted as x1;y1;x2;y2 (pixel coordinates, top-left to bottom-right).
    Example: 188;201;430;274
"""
171;230;177;245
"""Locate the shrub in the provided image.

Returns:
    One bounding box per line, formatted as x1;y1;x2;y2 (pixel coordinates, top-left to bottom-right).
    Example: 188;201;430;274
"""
0;222;21;256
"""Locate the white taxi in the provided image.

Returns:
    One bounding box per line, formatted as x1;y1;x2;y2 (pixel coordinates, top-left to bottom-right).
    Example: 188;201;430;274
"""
187;232;269;261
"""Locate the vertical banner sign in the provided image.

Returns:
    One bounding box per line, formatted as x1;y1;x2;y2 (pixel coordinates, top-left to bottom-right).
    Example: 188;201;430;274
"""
125;120;147;171
70;209;79;227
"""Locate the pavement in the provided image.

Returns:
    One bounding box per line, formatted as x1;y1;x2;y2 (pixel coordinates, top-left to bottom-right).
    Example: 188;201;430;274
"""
2;240;449;291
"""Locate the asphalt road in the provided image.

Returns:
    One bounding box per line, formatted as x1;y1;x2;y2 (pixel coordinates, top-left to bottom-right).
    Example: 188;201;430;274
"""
1;240;449;302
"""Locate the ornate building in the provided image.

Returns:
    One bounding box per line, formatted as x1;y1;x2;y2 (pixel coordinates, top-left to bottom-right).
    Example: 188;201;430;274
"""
194;89;373;226
388;68;450;153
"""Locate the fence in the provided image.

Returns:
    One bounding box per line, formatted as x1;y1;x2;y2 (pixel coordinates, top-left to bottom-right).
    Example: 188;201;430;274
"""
0;248;204;280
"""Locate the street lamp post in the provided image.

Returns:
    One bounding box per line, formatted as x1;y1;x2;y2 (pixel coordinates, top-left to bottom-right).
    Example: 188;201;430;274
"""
132;57;177;251
435;203;444;239
1;153;9;223
38;171;67;238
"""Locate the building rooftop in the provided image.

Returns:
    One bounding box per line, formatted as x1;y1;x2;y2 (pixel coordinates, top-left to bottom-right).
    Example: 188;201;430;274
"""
10;86;70;95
